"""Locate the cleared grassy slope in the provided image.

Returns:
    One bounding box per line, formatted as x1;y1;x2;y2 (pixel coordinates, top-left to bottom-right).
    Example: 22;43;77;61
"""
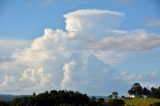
105;98;160;106
123;98;160;106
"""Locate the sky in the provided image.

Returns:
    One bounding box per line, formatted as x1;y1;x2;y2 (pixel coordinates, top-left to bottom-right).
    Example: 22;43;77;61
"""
0;0;160;96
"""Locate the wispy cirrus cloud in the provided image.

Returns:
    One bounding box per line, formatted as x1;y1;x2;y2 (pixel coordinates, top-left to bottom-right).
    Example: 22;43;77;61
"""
117;70;160;89
28;0;55;8
113;0;134;8
144;18;160;27
118;70;159;81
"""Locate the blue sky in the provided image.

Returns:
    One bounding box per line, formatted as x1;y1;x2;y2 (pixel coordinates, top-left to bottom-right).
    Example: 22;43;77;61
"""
0;0;160;39
0;0;160;96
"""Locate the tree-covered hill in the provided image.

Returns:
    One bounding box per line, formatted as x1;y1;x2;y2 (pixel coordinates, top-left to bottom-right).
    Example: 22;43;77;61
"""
0;90;98;106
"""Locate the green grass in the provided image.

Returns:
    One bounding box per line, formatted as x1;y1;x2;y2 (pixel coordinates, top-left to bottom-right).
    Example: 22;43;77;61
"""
105;98;160;106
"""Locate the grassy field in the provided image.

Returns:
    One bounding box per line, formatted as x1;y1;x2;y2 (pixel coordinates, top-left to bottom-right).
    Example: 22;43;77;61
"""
123;98;160;106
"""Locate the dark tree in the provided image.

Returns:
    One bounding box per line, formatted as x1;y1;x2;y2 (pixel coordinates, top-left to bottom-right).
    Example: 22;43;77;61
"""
150;87;160;98
128;83;142;97
108;95;112;98
112;92;118;98
142;87;150;96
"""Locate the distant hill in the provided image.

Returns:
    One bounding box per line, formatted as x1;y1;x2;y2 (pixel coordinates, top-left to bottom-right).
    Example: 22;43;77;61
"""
0;94;30;102
89;95;108;99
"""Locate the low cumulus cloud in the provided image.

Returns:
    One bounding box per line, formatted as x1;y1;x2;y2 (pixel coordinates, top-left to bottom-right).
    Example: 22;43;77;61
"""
0;9;160;95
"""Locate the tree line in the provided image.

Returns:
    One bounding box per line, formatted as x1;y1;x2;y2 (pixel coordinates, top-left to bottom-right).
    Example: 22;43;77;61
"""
128;83;160;98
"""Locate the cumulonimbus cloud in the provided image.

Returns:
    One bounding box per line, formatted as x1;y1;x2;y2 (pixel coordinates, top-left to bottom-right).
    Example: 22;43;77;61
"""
0;9;160;95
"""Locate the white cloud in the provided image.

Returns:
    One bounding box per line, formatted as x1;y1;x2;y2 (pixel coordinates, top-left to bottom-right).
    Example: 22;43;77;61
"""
142;83;160;89
64;9;125;36
94;50;126;65
0;9;160;95
0;75;15;91
0;39;30;62
20;67;50;87
86;30;160;65
61;55;128;95
151;70;159;79
87;30;160;51
118;70;160;81
0;28;72;94
0;27;128;95
119;71;144;81
117;70;160;90
61;61;76;89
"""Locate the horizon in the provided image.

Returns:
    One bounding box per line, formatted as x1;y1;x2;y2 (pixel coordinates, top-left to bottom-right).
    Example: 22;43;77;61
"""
0;0;160;96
